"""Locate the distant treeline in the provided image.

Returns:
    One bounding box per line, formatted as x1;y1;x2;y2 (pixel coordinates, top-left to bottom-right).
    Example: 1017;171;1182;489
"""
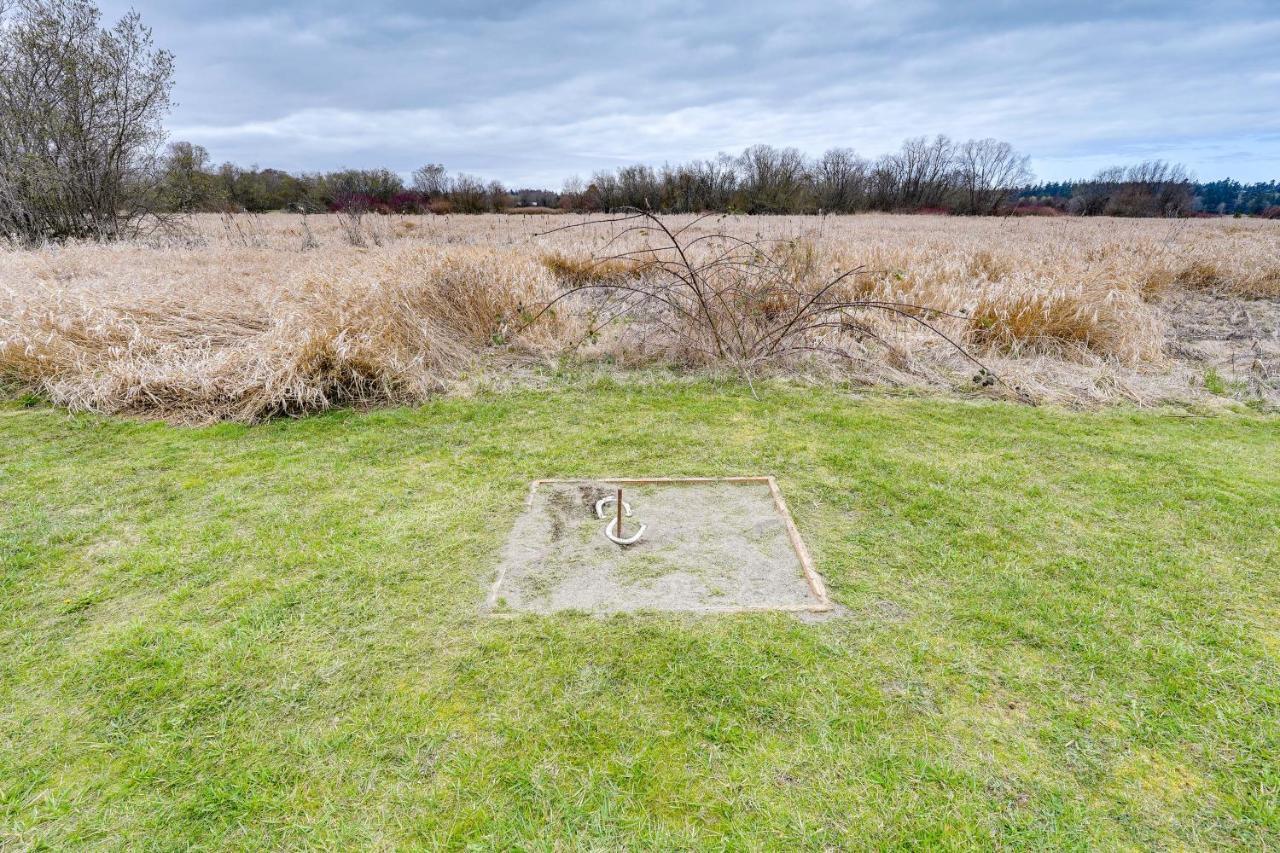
159;136;1032;216
1020;174;1280;217
157;138;1280;219
158;145;521;215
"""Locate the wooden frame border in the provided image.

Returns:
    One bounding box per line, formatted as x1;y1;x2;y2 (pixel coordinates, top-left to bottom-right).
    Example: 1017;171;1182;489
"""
488;476;832;615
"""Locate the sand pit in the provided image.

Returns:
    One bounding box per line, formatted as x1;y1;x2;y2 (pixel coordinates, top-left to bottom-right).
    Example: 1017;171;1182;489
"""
486;478;831;615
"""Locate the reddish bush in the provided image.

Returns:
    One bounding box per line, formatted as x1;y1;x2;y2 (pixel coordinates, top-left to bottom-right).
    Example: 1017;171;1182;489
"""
1259;206;1280;220
330;191;433;215
389;192;430;214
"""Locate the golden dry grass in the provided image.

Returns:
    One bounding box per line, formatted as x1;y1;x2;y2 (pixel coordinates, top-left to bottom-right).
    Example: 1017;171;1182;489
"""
0;242;569;421
538;251;655;286
2;212;1277;421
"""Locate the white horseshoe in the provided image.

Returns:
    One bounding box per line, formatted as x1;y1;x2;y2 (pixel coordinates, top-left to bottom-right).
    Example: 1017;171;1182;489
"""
594;495;633;519
605;516;646;546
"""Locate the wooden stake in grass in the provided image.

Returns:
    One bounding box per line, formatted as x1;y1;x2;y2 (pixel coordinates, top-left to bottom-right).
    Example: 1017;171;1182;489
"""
616;488;623;540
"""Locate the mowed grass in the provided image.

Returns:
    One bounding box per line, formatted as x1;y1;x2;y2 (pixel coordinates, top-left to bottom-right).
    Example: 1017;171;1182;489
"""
1;382;1277;849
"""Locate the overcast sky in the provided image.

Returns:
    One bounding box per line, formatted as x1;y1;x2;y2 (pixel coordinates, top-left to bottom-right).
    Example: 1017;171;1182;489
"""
97;0;1280;187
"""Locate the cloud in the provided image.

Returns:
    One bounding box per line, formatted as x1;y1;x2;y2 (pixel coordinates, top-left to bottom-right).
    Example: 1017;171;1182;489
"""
99;0;1280;184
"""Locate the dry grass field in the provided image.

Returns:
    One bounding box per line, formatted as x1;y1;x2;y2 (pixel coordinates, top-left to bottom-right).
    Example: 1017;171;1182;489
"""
2;212;1277;422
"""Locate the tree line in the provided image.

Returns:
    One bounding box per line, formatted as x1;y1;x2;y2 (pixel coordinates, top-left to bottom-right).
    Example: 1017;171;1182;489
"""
157;145;516;215
161;142;1278;221
1020;175;1280;217
558;137;1032;215
152;136;1034;217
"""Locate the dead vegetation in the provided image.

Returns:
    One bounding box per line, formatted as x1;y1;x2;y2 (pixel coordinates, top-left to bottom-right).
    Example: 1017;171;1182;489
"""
532;211;1003;399
539;251;656;286
0;245;567;421
1;212;1277;421
967;283;1164;365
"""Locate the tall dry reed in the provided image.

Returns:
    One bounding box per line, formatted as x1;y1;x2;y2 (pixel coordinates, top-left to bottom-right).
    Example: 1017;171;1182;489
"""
2;212;1276;420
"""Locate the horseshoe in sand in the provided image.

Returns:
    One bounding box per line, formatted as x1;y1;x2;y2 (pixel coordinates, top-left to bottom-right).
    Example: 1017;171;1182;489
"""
604;516;646;546
594;495;633;520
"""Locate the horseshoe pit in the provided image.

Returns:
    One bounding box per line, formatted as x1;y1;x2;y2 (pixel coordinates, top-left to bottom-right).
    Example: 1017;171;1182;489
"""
486;477;831;615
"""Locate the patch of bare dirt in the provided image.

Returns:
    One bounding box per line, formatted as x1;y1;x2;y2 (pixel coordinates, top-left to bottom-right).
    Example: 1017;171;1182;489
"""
486;480;829;615
1161;288;1280;402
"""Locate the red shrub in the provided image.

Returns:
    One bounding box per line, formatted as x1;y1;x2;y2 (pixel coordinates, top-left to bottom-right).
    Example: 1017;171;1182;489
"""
389;192;430;214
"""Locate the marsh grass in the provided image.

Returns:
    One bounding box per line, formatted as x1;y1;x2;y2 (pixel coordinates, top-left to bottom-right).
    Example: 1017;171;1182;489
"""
0;245;572;421
2;213;1277;421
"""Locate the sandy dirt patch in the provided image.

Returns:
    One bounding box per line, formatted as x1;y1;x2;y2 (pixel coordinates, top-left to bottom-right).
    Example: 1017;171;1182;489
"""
487;479;830;615
1163;290;1280;401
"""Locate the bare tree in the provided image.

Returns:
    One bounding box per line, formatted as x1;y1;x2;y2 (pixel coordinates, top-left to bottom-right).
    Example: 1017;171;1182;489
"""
701;153;740;211
1071;166;1125;215
449;174;488;213
812;148;870;212
881;135;956;210
558;174;585;210
1117;160;1194;216
486;179;508;213
614;164;660;210
325;168;403;206
954;139;1032;215
412;163;449;198
0;0;175;244
737;145;811;213
589;169;621;211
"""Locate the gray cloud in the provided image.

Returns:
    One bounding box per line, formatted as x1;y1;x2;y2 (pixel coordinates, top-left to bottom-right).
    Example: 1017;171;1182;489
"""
98;0;1280;185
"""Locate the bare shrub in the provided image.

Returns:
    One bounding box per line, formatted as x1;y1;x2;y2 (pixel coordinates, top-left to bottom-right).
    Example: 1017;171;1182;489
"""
334;207;368;247
219;212;268;248
0;0;175;244
527;210;1004;392
299;211;320;251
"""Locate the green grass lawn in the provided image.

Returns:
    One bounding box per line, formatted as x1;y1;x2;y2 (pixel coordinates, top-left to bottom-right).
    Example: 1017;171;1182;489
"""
2;381;1278;849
